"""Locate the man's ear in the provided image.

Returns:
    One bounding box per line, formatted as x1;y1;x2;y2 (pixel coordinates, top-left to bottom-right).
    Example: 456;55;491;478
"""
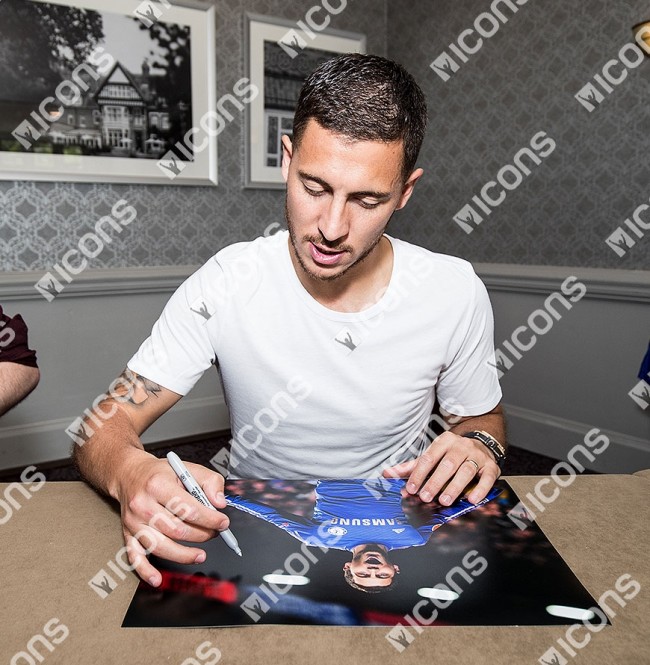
395;167;424;211
281;134;293;183
343;562;350;571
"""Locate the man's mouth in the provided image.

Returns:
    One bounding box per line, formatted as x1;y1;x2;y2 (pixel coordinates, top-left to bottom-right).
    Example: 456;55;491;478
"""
309;242;346;266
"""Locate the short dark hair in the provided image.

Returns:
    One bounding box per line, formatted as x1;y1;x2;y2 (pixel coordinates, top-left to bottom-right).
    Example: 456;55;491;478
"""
292;53;428;181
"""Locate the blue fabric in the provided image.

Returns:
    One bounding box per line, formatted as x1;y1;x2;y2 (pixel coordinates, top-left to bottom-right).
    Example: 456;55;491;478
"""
226;478;502;552
638;340;650;382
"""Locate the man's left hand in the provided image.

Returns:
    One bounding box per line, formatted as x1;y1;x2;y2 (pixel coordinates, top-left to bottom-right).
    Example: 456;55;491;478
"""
383;431;500;506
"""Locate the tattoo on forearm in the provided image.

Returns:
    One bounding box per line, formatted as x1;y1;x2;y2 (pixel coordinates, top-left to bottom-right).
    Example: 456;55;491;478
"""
135;374;162;398
111;368;162;406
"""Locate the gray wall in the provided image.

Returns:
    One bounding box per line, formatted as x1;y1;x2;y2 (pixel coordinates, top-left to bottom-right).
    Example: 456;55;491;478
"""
2;267;648;473
4;0;649;270
0;270;228;470
387;0;650;269
0;0;387;272
483;268;650;472
1;1;649;473
382;0;650;471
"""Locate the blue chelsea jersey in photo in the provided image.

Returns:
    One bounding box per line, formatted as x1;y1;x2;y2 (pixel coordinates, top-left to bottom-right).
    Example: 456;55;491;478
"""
226;478;503;551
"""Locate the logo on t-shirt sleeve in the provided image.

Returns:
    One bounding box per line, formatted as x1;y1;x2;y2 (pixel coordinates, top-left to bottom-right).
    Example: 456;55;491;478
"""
190;296;214;324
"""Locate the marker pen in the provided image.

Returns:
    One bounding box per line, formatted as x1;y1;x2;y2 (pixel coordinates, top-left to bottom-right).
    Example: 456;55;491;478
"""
166;451;242;557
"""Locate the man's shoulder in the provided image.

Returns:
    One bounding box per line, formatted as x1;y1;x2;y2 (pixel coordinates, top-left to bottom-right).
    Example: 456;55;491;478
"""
389;236;479;286
185;229;286;281
211;228;287;268
172;229;287;307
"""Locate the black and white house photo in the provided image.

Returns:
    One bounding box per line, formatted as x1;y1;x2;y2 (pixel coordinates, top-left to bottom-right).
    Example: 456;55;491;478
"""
0;0;192;160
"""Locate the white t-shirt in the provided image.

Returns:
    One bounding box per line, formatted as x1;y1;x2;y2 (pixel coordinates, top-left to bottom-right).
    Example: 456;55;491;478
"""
127;230;502;479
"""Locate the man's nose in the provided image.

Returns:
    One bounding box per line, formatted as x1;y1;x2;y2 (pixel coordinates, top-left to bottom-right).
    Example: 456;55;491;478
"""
318;198;349;243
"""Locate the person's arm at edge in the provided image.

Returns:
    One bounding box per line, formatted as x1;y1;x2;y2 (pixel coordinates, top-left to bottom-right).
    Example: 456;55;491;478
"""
0;362;40;417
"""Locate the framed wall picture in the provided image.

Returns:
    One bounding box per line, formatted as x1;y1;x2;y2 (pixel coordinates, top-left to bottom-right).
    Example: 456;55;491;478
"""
0;0;217;186
245;13;365;189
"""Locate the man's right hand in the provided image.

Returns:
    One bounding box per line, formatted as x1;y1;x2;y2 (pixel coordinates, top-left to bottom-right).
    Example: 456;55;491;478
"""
72;367;232;586
114;449;230;587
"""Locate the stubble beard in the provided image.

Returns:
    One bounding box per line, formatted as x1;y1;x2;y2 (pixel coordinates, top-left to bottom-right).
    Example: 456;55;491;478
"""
354;543;391;563
285;199;387;283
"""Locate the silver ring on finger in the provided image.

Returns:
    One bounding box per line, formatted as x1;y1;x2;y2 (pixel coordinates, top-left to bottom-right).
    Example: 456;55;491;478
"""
464;458;480;474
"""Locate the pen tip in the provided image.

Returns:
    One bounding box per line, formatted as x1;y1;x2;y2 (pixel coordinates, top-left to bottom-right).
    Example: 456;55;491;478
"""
236;549;243;557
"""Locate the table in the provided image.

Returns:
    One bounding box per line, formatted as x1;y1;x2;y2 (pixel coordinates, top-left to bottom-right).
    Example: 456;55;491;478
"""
1;474;648;664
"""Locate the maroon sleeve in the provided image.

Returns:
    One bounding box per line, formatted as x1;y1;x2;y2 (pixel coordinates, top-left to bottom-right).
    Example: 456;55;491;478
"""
0;305;39;368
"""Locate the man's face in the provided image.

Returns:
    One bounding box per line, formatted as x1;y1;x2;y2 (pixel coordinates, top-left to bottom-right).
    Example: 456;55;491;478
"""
343;546;400;588
281;119;422;284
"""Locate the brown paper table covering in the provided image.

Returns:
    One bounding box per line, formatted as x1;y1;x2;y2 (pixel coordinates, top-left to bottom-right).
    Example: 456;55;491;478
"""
1;474;648;665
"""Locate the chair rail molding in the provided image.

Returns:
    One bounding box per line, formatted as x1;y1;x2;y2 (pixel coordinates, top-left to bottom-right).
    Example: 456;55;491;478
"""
475;263;650;303
2;263;648;301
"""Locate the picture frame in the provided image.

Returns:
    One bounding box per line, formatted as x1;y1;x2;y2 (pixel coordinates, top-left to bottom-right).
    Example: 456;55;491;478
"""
0;0;217;186
244;12;366;189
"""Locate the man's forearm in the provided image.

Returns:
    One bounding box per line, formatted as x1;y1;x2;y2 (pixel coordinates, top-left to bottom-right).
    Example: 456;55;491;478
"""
449;414;506;448
73;368;182;500
71;405;149;500
448;406;507;451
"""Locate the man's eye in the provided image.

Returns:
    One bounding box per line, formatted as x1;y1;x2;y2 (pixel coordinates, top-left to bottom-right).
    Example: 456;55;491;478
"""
357;199;381;209
304;185;325;197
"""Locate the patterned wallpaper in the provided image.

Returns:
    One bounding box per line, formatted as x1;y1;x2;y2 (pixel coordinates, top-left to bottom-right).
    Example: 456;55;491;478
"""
0;0;386;271
2;0;649;271
387;0;650;269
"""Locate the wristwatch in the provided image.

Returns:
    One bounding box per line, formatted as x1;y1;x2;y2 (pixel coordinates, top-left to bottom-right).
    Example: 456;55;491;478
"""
463;430;506;470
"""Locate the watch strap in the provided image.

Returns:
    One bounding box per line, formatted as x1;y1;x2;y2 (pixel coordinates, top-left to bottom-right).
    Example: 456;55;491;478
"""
463;430;506;469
